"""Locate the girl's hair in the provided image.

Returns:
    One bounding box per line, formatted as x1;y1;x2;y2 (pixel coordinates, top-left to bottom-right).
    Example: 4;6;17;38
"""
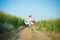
29;15;32;17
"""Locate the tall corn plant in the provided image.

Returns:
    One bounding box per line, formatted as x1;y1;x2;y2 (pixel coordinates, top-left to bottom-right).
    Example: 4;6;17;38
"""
0;11;25;33
35;18;60;32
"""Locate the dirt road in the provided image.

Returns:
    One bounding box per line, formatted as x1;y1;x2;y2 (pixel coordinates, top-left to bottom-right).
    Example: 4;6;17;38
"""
16;26;51;40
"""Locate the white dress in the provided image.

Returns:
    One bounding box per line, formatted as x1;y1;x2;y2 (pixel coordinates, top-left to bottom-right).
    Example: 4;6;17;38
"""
24;17;33;26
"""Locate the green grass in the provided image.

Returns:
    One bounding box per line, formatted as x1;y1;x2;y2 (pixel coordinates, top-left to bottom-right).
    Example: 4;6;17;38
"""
35;18;60;32
0;10;25;34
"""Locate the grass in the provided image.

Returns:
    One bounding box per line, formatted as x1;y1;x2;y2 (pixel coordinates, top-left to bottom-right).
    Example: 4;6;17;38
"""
0;10;25;34
35;18;60;33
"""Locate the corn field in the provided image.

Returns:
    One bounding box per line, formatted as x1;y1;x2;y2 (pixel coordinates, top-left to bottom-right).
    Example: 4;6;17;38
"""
35;18;60;32
0;11;25;33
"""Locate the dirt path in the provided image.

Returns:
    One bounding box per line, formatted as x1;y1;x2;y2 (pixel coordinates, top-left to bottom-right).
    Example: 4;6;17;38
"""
1;26;60;40
16;26;51;40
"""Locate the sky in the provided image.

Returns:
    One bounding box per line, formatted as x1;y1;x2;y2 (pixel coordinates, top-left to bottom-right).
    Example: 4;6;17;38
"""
0;0;60;20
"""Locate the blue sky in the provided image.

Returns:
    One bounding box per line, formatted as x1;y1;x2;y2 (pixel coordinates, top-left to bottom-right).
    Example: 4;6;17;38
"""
0;0;60;20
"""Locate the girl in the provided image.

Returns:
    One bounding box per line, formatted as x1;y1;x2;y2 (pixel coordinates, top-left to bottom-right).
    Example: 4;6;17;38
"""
24;15;33;26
